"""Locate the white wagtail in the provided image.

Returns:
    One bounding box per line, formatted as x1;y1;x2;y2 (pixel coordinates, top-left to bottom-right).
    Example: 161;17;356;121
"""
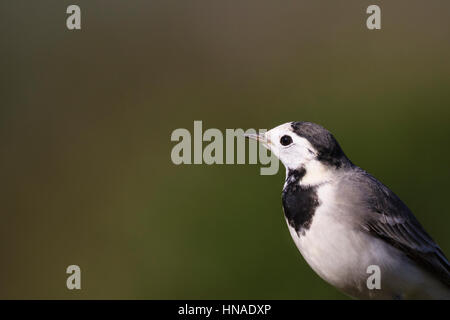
245;122;450;299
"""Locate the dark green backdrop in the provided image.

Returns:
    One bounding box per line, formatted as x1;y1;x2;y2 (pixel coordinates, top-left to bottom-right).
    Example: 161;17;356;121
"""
1;1;449;299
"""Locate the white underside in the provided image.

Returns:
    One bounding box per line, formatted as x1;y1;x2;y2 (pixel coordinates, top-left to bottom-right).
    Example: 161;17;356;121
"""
286;184;450;299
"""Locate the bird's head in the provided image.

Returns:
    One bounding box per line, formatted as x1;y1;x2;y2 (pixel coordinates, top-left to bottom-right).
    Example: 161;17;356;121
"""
246;122;351;185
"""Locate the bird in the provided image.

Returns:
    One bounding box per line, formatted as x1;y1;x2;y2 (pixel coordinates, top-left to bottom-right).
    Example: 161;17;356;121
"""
245;121;450;299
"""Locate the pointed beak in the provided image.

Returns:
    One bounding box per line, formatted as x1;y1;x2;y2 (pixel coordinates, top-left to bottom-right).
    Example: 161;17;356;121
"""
244;132;269;148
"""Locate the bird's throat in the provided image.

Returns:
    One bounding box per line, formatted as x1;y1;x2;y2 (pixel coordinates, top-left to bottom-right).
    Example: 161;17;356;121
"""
282;168;320;235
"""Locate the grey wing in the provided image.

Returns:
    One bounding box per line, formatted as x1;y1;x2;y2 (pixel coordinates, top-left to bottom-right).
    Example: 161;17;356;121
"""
352;169;450;288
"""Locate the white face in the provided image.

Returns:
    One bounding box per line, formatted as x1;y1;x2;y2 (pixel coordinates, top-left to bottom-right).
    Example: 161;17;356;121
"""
263;123;317;171
245;122;337;186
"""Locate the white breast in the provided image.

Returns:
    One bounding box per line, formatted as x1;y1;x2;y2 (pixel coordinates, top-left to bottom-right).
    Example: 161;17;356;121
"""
285;183;450;299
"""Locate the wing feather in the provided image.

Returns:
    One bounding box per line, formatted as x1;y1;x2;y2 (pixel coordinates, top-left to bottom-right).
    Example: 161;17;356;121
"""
352;168;450;288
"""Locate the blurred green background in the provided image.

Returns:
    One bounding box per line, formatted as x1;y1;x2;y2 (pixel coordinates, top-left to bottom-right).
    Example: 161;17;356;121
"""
1;1;449;299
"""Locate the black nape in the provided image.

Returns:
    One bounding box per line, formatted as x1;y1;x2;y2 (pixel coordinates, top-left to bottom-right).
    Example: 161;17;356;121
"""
291;122;351;169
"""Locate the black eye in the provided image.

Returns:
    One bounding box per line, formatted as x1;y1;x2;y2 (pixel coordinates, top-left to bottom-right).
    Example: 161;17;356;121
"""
280;135;293;146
